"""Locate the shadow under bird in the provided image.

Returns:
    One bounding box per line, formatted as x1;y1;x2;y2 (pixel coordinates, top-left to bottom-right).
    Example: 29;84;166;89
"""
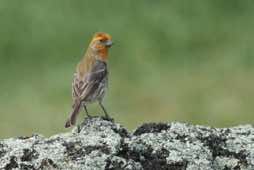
65;32;113;128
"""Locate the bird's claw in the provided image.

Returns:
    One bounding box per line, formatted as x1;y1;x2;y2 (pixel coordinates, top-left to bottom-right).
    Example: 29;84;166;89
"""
102;115;114;122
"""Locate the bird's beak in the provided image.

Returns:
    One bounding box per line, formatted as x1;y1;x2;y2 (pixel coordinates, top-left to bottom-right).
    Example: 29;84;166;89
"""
105;40;113;47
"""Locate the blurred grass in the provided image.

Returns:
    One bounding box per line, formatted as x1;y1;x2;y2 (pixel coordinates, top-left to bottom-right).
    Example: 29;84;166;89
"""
1;0;254;138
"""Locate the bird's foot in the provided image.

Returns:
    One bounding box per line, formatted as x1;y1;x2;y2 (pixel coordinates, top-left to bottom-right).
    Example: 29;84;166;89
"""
77;124;81;133
86;114;94;119
102;115;114;122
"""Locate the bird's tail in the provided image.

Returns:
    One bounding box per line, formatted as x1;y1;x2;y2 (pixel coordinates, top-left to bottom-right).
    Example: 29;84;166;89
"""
65;100;81;128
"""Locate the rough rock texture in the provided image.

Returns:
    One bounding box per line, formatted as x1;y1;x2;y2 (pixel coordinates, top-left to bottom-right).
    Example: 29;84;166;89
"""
0;117;254;170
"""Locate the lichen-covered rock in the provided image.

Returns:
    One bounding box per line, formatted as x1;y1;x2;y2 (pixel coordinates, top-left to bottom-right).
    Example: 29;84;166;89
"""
0;117;253;170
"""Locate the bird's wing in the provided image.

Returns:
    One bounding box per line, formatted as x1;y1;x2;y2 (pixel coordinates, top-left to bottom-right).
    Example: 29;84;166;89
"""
72;73;81;100
72;60;107;102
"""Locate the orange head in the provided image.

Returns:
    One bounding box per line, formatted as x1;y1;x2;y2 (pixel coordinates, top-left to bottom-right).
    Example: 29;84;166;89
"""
89;32;113;61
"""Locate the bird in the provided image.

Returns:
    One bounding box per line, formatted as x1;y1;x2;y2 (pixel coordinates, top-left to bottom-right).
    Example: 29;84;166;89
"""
65;32;113;128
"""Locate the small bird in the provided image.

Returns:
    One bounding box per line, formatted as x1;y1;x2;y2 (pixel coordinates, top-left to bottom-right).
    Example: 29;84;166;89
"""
65;32;113;128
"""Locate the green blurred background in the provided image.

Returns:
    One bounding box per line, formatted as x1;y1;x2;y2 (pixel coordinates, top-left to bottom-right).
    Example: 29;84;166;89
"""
1;0;254;138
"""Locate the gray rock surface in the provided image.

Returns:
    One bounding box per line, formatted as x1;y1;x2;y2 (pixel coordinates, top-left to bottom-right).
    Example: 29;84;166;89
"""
0;117;254;170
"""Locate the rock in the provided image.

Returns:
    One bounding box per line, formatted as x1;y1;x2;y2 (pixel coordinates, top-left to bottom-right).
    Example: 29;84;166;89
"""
0;117;254;170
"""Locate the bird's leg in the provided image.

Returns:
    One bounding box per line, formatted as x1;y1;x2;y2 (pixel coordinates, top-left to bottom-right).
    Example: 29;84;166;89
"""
84;105;91;118
99;102;110;119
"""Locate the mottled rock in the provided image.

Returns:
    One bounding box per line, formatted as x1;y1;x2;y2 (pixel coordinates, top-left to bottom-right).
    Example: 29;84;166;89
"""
0;117;253;170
